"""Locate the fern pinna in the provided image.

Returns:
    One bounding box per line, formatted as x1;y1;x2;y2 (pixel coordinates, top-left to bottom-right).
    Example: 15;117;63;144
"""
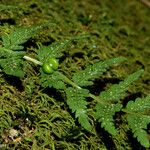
125;96;150;148
0;25;150;148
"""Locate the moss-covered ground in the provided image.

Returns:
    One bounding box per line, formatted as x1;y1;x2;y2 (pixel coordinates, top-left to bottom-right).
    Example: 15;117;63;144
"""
0;0;150;149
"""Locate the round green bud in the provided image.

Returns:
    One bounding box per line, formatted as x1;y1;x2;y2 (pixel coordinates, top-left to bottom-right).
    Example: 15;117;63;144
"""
47;58;59;70
42;62;54;74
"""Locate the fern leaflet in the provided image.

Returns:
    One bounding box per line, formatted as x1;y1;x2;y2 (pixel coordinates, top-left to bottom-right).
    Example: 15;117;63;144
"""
37;35;90;62
2;23;53;50
126;96;150;148
40;71;66;90
95;103;122;135
95;69;143;136
0;47;25;77
72;57;126;87
38;39;71;62
66;87;92;131
99;69;144;102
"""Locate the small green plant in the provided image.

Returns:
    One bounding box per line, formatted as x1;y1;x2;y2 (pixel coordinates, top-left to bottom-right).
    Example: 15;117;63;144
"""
0;25;150;148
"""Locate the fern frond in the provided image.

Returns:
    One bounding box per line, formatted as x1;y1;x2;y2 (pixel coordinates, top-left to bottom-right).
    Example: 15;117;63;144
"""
66;87;92;131
95;103;122;135
72;57;126;87
40;71;66;90
126;96;150;148
99;69;144;102
37;39;71;62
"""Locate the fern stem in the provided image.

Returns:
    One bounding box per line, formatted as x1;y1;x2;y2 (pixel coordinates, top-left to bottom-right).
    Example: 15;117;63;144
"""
58;72;106;103
89;93;105;103
122;108;146;116
23;55;43;66
57;72;81;89
89;93;99;101
57;72;107;103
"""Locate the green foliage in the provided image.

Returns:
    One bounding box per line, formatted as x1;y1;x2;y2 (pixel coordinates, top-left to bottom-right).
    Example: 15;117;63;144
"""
126;96;150;148
40;71;66;90
37;35;89;62
0;0;149;149
95;103;122;135
40;55;128;133
2;24;52;51
0;23;54;77
66;87;91;131
40;52;145;143
38;39;71;62
99;69;144;102
72;57;126;87
95;70;143;135
0;47;25;77
1;24;149;148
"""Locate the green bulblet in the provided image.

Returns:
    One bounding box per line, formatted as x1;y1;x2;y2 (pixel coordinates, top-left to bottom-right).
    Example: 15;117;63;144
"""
42;58;59;74
42;62;54;74
48;58;59;70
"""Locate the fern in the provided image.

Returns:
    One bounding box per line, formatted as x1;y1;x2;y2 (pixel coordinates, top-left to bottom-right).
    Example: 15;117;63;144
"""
95;70;143;135
125;96;150;148
72;57;126;87
66;87;92;131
